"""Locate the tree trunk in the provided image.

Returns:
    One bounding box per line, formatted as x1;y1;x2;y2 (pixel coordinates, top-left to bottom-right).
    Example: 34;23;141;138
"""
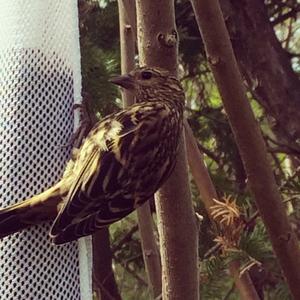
190;0;300;299
228;259;260;300
117;0;136;105
184;122;260;300
136;1;199;300
136;202;162;298
93;229;122;300
117;0;162;297
184;120;217;213
220;0;300;151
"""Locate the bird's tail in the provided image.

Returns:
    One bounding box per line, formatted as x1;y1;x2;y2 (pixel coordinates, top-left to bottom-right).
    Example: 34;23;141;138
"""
0;181;68;239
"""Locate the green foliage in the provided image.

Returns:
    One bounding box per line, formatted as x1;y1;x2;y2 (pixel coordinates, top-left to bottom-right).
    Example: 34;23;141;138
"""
239;221;273;262
81;40;121;117
175;0;205;73
200;255;243;300
110;215;151;299
81;1;120;52
187;101;247;195
266;282;291;300
80;0;121;118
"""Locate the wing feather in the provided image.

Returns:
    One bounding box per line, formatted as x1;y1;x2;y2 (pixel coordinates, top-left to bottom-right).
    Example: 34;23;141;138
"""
50;148;101;236
50;110;138;238
50;102;178;243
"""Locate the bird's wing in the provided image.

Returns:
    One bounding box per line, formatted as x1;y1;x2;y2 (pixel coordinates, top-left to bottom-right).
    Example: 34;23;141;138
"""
50;102;168;240
53;206;133;244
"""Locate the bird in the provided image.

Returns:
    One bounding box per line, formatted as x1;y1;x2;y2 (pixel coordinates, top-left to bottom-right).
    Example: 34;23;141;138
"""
0;66;185;244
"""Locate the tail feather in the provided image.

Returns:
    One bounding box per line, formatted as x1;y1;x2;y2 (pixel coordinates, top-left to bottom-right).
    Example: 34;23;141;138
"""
53;214;97;245
0;182;67;238
53;208;133;244
53;213;114;245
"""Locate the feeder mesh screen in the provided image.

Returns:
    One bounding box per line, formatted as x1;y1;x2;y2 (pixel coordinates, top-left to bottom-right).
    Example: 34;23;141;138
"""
0;1;83;299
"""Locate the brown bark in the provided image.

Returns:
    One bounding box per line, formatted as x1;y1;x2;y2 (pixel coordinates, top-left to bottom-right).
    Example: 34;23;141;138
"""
184;121;260;300
184;119;217;213
117;0;136;105
220;0;300;151
136;202;162;298
117;0;162;297
190;0;300;299
93;229;122;300
228;261;260;300
136;1;199;300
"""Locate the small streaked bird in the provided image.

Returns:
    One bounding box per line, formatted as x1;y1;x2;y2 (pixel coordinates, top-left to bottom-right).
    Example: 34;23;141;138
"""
0;66;184;244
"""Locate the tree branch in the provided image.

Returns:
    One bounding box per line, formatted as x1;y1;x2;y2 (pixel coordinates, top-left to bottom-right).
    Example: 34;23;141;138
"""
184;120;260;300
117;1;162;297
190;0;300;298
271;8;300;26
136;1;199;299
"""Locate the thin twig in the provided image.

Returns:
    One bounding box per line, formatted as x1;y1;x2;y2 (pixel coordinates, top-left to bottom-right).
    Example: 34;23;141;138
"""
271;7;300;26
111;224;139;253
113;254;148;286
265;134;300;154
223;283;236;300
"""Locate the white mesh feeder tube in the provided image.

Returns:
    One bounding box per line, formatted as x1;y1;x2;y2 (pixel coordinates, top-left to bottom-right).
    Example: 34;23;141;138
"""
0;1;91;299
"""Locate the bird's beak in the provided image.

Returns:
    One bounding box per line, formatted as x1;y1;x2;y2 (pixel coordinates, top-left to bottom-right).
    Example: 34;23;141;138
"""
110;74;135;90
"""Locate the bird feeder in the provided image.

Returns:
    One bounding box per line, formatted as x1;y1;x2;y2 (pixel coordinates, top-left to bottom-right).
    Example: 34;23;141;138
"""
0;1;92;299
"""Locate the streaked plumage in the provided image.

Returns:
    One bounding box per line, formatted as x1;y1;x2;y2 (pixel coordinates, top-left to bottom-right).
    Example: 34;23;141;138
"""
0;67;184;244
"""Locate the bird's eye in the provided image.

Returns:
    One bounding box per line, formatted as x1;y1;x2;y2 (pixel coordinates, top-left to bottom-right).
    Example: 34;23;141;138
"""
141;71;152;80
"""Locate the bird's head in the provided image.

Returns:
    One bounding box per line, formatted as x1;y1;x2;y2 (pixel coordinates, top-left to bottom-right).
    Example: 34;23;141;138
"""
110;66;185;104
